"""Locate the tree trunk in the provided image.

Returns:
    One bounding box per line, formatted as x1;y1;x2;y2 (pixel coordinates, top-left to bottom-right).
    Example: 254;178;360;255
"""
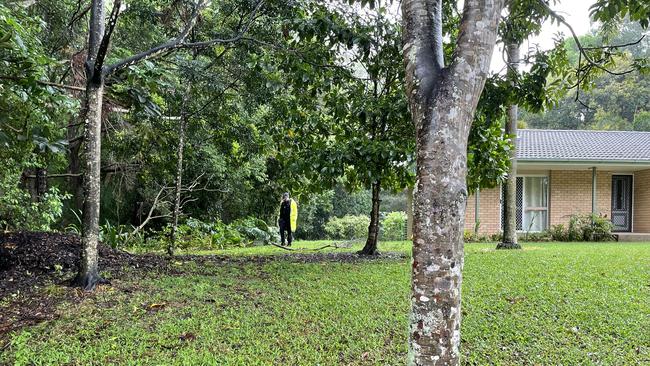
75;81;104;290
75;0;106;290
169;93;189;256
406;186;414;240
359;180;381;255
402;0;504;364
497;41;522;250
36;167;47;201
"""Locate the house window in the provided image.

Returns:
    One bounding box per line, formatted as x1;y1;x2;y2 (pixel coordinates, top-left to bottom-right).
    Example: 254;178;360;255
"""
523;177;548;232
502;176;548;232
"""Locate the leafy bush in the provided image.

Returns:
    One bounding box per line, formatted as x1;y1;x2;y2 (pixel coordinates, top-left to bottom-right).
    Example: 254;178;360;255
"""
231;217;279;246
547;214;613;242
151;217;279;251
549;224;568;241
324;215;370;240
381;211;407;240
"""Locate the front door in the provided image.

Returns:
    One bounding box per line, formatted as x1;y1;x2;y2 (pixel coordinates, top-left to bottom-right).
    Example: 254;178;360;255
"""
611;175;633;232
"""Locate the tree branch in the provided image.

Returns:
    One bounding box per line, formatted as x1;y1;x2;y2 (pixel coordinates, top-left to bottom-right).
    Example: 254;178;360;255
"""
0;75;86;92
68;1;91;27
93;0;122;78
104;0;264;76
539;0;636;77
401;0;445;99
268;242;353;251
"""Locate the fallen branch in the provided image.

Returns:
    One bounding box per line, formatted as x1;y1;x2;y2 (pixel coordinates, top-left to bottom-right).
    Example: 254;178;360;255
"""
268;241;355;252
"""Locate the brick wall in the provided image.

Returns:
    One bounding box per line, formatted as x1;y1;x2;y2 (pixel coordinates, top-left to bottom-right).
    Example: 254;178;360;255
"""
549;170;612;226
464;170;615;235
465;187;501;234
633;169;650;232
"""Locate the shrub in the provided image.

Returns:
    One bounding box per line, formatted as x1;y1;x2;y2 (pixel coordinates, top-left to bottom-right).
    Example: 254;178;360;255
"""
546;214;614;242
232;217;279;246
113;216;279;252
549;224;568;241
381;211;407;240
324;215;370;240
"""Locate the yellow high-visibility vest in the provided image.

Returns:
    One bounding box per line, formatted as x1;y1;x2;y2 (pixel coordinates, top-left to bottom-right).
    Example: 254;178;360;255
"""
290;199;298;231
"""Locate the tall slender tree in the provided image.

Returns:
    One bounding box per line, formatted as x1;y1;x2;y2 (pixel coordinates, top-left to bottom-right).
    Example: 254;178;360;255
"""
75;0;265;290
497;40;522;250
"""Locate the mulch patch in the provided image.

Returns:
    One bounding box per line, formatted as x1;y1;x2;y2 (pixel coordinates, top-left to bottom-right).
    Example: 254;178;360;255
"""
0;231;406;346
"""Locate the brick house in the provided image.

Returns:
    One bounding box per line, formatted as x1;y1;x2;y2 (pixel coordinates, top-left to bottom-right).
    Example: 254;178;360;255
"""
466;129;650;238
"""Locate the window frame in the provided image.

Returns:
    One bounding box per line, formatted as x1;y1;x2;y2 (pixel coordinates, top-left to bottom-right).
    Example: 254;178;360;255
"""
500;173;550;233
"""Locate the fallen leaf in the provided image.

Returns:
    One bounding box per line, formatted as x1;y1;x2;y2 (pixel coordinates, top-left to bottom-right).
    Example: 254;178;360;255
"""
148;303;166;310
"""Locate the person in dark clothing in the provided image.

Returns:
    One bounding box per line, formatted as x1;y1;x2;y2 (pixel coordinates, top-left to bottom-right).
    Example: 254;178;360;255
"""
279;192;292;246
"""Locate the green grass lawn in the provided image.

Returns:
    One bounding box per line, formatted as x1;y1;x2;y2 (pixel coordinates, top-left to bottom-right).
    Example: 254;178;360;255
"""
3;241;649;365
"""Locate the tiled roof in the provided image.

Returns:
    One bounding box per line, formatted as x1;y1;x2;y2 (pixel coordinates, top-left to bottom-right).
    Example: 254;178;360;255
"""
517;129;650;162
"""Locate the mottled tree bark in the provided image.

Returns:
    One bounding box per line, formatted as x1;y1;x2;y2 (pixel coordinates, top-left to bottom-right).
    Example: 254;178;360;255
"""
497;41;522;250
359;180;381;255
402;0;504;364
74;0;107;290
75;81;104;290
169;93;189;256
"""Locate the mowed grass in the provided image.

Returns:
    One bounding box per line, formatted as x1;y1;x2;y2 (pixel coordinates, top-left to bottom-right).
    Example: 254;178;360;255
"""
3;241;649;365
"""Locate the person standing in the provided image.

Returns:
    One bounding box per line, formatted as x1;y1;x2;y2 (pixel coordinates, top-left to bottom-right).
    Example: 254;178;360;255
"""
279;192;292;246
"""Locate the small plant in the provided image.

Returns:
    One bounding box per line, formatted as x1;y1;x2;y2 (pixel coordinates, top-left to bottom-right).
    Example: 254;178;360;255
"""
463;229;491;243
489;231;503;242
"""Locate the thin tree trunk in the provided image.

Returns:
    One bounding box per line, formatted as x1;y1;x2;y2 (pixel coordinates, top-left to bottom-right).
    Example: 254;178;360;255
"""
169;93;189;256
75;81;104;290
359;180;381;255
75;0;106;290
497;41;521;250
36;167;47;200
406;186;414;240
402;0;504;364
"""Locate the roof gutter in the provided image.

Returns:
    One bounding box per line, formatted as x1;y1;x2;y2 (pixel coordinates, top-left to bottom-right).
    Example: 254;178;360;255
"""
518;159;650;166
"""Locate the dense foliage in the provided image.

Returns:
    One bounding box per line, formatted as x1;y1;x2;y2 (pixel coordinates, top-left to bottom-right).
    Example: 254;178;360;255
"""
1;0;647;246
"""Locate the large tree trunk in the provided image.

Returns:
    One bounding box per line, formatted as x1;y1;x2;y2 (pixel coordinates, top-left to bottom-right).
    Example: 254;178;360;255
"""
402;0;504;364
359;180;381;255
497;41;521;250
169;94;189;256
75;0;106;290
